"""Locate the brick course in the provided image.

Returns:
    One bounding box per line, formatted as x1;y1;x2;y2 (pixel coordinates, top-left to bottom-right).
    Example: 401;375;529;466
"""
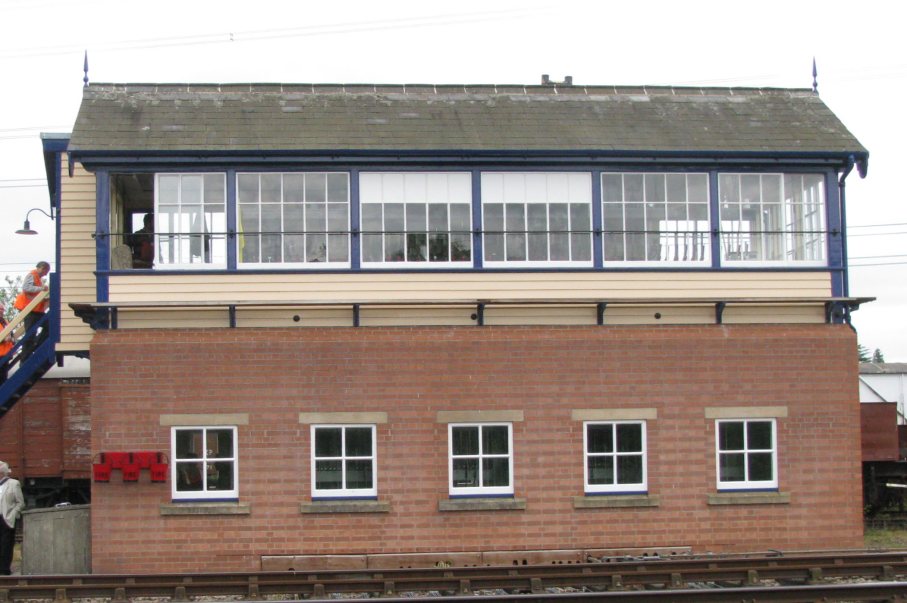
89;324;862;573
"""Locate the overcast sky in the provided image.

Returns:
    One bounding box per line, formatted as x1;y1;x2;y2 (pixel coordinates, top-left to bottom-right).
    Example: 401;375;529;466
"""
1;0;904;359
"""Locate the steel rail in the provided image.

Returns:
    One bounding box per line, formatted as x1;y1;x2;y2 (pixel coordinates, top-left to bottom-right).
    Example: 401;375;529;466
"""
1;551;906;601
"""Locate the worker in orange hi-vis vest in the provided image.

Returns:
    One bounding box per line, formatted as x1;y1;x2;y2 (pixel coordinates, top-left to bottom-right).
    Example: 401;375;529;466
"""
14;260;50;361
0;304;14;383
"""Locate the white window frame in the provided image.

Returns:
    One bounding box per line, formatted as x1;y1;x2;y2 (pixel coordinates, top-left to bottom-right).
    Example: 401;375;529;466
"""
448;422;514;497
601;172;711;266
715;418;778;491
481;172;593;268
170;425;239;501
718;173;827;267
583;420;647;494
155;173;227;269
359;172;473;268
310;424;378;498
236;172;350;269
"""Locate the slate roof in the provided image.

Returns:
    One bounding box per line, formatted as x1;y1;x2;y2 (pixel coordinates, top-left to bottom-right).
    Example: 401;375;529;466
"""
68;83;868;161
861;363;907;375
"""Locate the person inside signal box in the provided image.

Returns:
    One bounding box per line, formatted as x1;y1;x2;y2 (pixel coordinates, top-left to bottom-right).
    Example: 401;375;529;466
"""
15;261;50;361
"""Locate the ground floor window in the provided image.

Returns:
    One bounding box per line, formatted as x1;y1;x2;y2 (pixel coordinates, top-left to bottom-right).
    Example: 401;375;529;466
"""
584;421;647;493
448;423;513;496
311;425;377;498
716;419;777;490
171;426;238;500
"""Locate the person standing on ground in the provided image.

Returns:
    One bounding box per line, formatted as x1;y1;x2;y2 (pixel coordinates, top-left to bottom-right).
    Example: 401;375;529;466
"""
14;261;50;360
0;461;24;575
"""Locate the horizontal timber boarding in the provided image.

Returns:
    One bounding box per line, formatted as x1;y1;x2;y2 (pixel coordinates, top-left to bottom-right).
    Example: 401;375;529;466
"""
59;156;96;351
107;271;832;304
605;304;714;325
484;305;597;326
722;304;826;324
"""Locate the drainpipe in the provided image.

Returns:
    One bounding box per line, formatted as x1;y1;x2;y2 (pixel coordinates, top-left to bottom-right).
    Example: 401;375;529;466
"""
838;154;855;299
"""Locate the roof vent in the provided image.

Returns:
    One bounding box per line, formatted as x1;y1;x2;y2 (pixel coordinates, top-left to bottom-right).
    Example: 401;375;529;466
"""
541;74;573;86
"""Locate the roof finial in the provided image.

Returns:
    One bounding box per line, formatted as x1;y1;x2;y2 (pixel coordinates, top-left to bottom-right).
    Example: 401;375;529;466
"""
812;57;818;94
83;50;89;88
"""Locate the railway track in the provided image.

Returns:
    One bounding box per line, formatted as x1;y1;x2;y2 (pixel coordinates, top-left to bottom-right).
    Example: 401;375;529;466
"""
1;550;906;601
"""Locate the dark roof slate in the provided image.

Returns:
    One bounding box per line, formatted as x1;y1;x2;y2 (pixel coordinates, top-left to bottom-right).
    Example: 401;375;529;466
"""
68;83;868;157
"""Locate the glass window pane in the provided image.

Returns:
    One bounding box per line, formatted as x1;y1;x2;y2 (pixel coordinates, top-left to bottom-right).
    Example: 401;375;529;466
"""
484;204;504;262
505;204;526;261
328;234;348;263
176;461;203;491
429;233;448;262
452;426;479;455
210;429;234;458
719;422;744;451
316;460;342;489
175;430;202;459
452;458;478;487
748;453;773;481
602;174;623;202
284;174;304;203
204;175;225;205
326;173;348;202
181;175;203;204
482;426;509;455
719;453;745;482
482;458;510;487
747;421;773;450
624;174;643;201
158;175;180;204
261;174;281;204
305;174;326;203
688;174;708;203
315;428;342;457
208;461;233;491
428;204;447;232
345;459;373;489
588;457;614;485
587;424;613;454
616;424;642;452
617;455;643;484
647;174;666;202
345;427;372;457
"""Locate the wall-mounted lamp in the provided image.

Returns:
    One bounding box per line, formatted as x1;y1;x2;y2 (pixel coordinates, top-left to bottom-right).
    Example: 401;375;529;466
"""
16;207;54;235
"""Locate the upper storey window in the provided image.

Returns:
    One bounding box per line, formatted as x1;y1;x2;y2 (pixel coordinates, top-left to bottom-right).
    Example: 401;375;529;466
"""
481;173;592;267
601;173;710;265
719;174;826;265
238;173;350;267
360;172;472;267
156;174;227;268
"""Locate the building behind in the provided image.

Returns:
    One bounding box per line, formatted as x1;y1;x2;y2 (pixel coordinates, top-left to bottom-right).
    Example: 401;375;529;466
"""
15;80;872;573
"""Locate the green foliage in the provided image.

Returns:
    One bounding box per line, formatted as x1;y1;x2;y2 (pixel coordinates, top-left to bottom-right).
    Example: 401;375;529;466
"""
873;348;886;363
0;276;23;322
858;343;871;363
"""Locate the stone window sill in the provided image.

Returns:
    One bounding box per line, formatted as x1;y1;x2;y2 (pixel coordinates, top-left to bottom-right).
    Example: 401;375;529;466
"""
439;497;526;512
160;502;251;516
300;500;390;514
573;494;659;509
707;491;790;506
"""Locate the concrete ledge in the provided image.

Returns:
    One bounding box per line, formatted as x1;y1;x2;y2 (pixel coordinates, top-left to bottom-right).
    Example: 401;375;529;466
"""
300;500;390;514
436;410;524;423
299;412;388;424
160;502;251;515
572;408;658;421
439;497;526;512
707;491;790;506
573;494;659;509
159;413;249;426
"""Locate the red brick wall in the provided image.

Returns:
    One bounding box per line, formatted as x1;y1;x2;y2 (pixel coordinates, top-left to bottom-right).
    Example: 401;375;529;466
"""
89;324;862;573
860;402;899;462
0;380;91;480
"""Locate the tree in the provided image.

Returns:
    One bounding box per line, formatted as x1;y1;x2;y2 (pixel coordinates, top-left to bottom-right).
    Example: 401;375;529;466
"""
858;344;871;363
0;276;22;322
872;348;886;363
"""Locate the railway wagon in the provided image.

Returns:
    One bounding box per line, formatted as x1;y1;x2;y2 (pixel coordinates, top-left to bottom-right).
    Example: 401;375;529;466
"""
861;401;907;513
0;375;91;507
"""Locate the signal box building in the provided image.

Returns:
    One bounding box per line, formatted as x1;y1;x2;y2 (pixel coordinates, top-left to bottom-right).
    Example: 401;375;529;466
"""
35;80;870;573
